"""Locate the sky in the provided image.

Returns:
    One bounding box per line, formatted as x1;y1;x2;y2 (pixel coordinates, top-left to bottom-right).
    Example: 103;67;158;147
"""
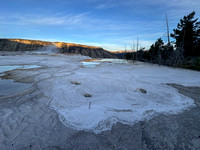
0;0;199;51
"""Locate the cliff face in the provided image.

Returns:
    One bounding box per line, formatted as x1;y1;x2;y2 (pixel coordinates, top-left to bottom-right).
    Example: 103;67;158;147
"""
0;39;52;51
55;42;115;58
0;39;116;58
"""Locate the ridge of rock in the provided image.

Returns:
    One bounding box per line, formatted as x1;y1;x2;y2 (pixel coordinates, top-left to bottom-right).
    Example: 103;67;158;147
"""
0;38;116;58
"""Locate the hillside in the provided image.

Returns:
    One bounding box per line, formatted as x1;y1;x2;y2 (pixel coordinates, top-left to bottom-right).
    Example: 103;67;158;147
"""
0;39;116;58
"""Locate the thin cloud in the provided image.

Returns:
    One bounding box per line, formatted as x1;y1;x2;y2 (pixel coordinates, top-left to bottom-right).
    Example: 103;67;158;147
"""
87;0;119;10
1;0;199;51
0;13;91;26
21;17;66;25
96;0;118;9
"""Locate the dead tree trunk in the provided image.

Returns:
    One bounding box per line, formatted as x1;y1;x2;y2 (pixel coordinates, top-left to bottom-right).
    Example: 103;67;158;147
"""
165;13;170;45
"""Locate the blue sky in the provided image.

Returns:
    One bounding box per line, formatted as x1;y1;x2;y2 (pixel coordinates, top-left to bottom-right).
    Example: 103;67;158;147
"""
0;0;199;51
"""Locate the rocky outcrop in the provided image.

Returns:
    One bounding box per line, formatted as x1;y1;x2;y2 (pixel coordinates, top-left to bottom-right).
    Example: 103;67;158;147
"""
0;39;52;51
0;39;116;58
55;42;115;58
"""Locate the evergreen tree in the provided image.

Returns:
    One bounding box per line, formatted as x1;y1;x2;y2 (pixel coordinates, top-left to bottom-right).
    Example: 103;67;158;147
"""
171;11;200;57
149;38;164;61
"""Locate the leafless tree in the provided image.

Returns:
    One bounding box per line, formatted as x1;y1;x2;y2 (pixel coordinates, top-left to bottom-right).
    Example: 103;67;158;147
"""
132;40;135;52
165;13;170;45
136;37;139;60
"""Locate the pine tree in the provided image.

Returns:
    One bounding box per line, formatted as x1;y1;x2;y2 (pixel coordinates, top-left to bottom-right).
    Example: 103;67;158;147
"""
171;11;200;57
149;38;164;57
149;38;164;64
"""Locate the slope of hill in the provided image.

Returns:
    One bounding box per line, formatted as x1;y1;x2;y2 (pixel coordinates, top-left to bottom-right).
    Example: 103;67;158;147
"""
0;39;116;58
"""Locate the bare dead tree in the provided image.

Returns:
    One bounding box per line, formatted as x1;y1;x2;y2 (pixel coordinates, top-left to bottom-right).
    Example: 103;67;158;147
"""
165;13;170;45
123;43;127;59
136;37;139;51
132;40;135;52
136;37;139;60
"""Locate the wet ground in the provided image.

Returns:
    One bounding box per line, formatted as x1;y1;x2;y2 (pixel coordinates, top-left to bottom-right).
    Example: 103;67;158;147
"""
81;58;129;68
0;53;200;150
1;83;199;150
0;65;41;96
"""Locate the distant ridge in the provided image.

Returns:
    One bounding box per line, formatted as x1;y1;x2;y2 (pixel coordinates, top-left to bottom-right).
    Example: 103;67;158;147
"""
0;38;116;58
111;50;134;54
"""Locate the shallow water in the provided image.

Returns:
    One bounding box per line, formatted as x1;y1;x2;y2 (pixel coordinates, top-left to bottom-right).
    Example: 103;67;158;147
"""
99;59;128;64
0;65;41;73
0;65;22;73
19;65;41;69
0;79;31;96
0;65;41;96
0;73;5;76
81;62;100;67
82;59;128;67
